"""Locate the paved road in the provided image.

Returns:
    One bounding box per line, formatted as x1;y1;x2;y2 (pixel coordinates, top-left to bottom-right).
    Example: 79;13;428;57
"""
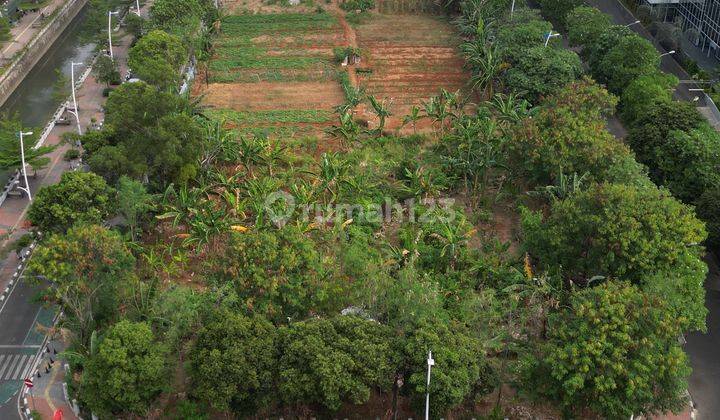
685;254;720;420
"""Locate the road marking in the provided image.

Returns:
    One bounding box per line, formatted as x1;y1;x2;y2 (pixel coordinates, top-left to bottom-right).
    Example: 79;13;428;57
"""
0;354;18;379
21;307;43;346
0;345;40;349
0;355;6;370
20;355;34;380
10;355;27;379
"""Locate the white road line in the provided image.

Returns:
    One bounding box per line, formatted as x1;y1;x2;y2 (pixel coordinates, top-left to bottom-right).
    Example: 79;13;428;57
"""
11;355;27;379
20;355;34;380
0;354;18;379
0;345;40;349
0;355;6;371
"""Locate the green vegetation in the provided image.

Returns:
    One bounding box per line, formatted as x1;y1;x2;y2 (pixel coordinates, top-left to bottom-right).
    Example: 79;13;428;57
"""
27;0;715;418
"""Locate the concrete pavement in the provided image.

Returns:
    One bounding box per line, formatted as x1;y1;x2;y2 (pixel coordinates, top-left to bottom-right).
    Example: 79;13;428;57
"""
0;0;68;64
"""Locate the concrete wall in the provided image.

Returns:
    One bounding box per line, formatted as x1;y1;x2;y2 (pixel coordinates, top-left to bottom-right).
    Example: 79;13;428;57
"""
0;0;88;108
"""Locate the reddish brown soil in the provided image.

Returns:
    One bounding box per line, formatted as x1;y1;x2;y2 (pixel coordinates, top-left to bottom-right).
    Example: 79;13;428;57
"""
354;14;470;131
202;81;345;111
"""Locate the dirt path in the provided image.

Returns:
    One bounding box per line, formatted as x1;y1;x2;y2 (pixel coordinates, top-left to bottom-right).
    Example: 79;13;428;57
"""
333;6;359;88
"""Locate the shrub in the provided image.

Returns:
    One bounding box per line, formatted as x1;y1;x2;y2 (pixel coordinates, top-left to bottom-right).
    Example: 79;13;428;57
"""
619;72;678;124
340;0;375;11
63;148;80;161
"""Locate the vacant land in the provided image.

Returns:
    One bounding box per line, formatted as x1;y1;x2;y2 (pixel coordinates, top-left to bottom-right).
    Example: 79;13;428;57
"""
199;12;346;134
353;13;469;128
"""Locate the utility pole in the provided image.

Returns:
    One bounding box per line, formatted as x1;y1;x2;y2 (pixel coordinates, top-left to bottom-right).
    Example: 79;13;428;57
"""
70;62;84;135
135;0;141;16
18;131;34;201
425;350;434;420
108;11;119;60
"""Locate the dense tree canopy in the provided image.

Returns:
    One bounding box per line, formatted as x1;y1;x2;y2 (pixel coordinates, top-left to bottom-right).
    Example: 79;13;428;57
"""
537;0;583;27
28;171;116;233
207;227;342;322
29;225;135;344
502;46;583;103
128;30;186;89
522;182;706;293
277;316;400;411
596;34;660;93
619;72;678;124
513;78;647;185
87;82;203;188
526;282;691;418
565;6;612;46
80;320;167;417
189;309;277;414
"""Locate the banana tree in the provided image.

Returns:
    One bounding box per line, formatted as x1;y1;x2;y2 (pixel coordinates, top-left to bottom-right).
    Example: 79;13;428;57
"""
367;95;393;136
327;111;362;148
401;105;422;135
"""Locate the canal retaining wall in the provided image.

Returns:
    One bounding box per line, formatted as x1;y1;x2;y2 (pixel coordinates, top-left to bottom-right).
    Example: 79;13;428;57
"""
0;0;89;108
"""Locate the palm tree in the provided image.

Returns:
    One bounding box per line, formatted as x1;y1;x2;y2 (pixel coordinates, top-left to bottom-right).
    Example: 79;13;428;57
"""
367;95;393;136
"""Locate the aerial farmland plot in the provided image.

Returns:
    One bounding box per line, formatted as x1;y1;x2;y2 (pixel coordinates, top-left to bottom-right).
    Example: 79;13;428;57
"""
198;11;347;135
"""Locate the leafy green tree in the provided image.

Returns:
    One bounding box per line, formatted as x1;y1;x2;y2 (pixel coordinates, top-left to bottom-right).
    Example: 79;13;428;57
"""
207;227;342;322
403;318;491;417
502;46;582;103
277;315;400;411
128;30;186;89
80;320;167;417
124;12;146;39
0;17;11;43
652;123;720;202
29;225;135;347
522;183;707;329
696;186;720;248
584;24;633;66
513;78;646;185
619;71;678;124
522;183;706;284
525;282;691;418
91;82;203;188
626;100;704;162
28;171;116;233
117;176;154;241
93;54;121;87
565;6;612;47
596;34;660;93
495;11;554;59
189;309;277;414
150;0;203;29
0;116;54;170
537;0;583;27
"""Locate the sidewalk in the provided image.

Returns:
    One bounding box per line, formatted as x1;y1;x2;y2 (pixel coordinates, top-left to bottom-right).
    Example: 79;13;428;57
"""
21;340;75;420
0;0;68;64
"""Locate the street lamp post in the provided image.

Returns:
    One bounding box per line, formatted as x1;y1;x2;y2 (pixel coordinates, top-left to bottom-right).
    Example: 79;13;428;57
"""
544;31;561;47
108;11;119;60
625;20;641;27
660;50;676;57
18;131;34;201
135;0;141;16
70;62;84;135
425;350;434;420
510;0;515;19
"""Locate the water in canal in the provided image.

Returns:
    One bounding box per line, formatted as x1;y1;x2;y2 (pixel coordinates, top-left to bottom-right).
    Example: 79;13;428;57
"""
0;5;94;185
1;6;95;129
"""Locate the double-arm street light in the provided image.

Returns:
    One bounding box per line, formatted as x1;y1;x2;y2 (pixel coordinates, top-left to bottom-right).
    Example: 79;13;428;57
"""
108;11;120;60
17;131;34;201
70;62;84;135
544;31;561;47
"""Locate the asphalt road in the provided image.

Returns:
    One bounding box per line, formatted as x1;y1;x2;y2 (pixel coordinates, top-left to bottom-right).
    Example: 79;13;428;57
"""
685;255;720;420
0;276;44;420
